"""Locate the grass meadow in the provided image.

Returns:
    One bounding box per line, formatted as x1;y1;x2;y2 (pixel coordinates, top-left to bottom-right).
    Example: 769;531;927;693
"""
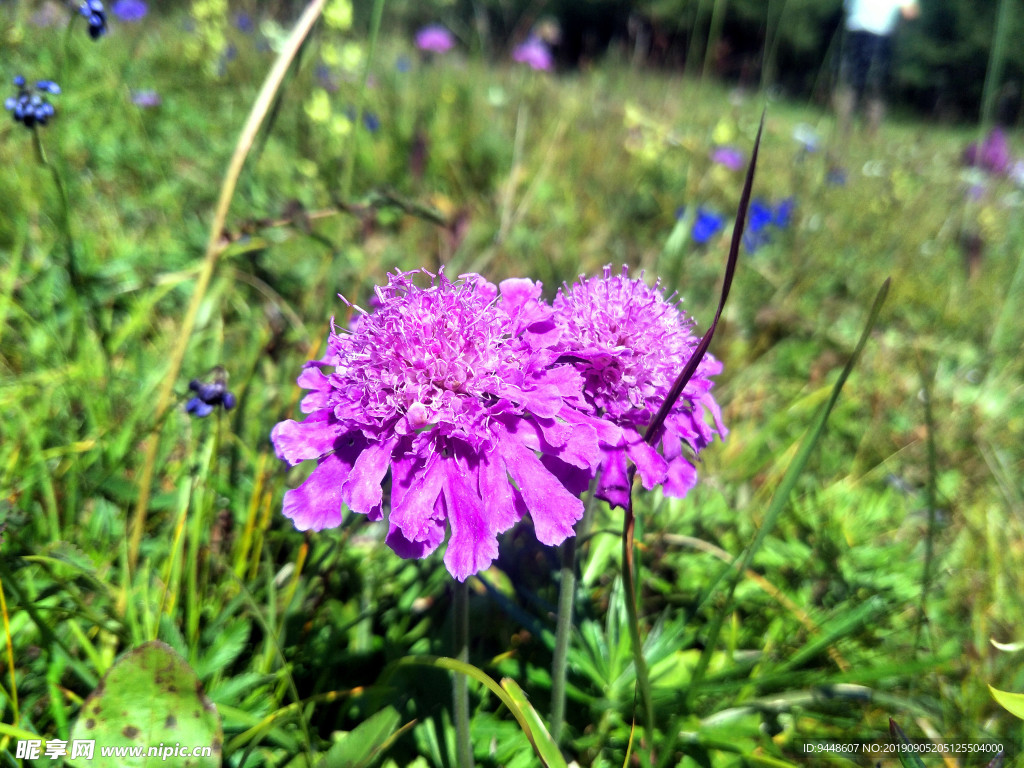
2;2;1024;766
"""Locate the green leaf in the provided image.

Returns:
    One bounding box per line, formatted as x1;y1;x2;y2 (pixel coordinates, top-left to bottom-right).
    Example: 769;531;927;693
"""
500;678;568;768
69;641;222;768
989;685;1024;720
317;706;402;768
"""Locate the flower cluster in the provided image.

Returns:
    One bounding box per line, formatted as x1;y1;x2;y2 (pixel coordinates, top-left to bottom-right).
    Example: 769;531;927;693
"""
186;373;237;418
272;267;724;580
745;198;795;252
80;0;107;39
5;76;60;128
413;22;555;71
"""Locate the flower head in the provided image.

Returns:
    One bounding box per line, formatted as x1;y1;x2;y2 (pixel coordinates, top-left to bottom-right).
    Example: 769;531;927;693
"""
549;266;725;509
5;76;60;129
271;269;604;581
186;370;236;418
963;128;1012;176
79;0;107;39
112;0;147;22
711;146;744;171
415;24;454;54
512;36;553;71
131;89;161;107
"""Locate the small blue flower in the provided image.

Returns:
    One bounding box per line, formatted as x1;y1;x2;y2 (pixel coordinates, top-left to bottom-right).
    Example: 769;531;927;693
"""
186;372;236;418
80;0;107;39
5;76;60;128
692;207;725;244
773;197;795;228
112;0;147;22
743;198;792;253
363;111;380;133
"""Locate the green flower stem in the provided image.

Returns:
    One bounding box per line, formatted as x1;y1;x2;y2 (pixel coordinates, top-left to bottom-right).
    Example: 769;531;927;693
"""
550;478;601;744
453;579;474;768
622;487;657;752
549;536;576;745
32;129;79;294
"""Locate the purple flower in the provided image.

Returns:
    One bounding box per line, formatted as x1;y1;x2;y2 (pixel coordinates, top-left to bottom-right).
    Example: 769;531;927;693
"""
692;208;725;244
112;0;147;22
186;372;236;418
963;129;1011;175
415;24;454;54
549;266;725;509
271;269;605;582
512;36;553;71
711;146;744;171
234;12;254;32
79;0;107;39
6;76;59;129
131;89;160;107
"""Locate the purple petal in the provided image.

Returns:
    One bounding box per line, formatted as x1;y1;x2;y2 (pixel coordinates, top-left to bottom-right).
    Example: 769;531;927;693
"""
442;464;498;580
390;453;447;549
625;435;669;490
662;454;698;498
386;519;444;559
282;454;349;530
497;428;582;545
340;437;397;517
595;444;631;510
270;412;340;466
478;450;521;533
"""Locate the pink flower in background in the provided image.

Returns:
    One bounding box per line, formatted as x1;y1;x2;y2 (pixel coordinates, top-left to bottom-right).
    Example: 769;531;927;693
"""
963;128;1011;175
711;146;744;171
512;36;553;71
415;24;454;54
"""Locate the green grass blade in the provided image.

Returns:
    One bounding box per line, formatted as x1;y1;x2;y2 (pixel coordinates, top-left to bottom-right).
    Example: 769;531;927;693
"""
686;278;891;709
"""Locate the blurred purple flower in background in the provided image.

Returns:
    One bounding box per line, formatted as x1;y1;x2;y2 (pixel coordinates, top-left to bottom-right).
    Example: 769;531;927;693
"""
112;0;147;22
234;11;254;32
415;24;454;54
963;128;1011;175
512;36;553;71
131;89;160;107
711;146;744;171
